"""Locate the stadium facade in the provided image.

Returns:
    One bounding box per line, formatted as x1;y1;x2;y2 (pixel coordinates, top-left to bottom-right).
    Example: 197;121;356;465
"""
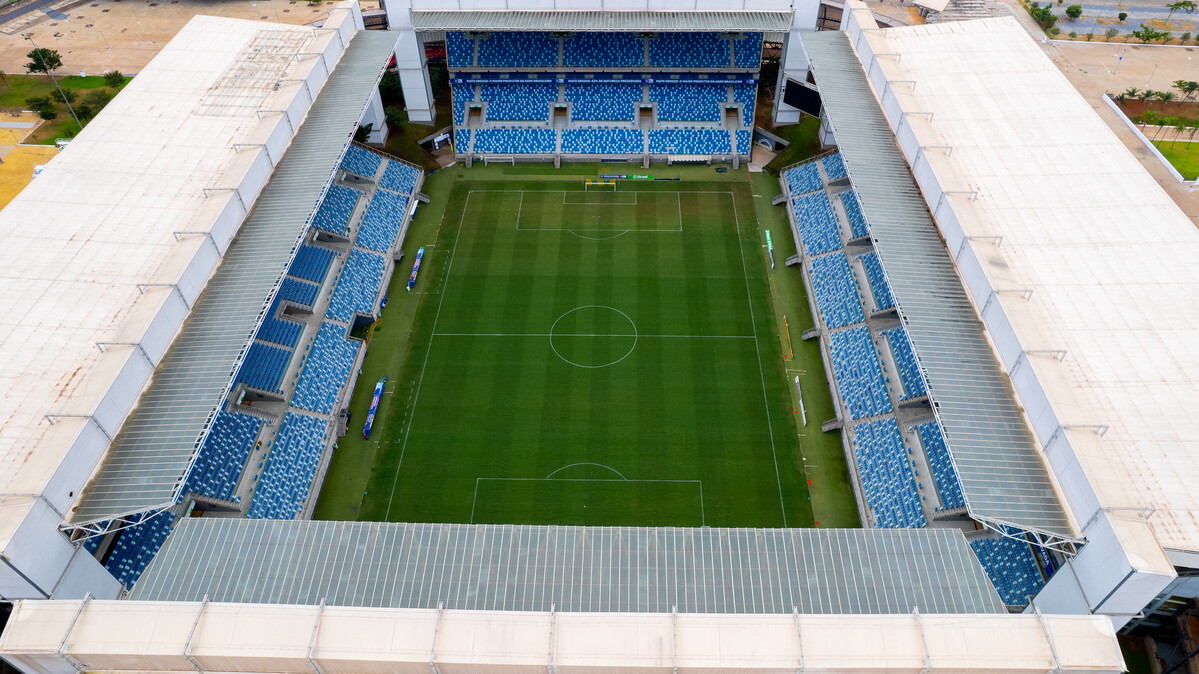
0;0;1193;670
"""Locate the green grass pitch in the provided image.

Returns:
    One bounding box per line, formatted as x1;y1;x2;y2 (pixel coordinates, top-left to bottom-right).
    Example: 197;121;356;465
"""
327;178;815;528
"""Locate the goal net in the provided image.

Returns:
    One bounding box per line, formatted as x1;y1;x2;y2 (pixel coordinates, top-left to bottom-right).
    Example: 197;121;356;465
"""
584;179;617;191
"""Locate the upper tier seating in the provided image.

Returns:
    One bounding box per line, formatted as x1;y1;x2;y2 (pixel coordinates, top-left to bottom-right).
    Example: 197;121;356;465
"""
477;32;559;68
279;277;319;308
380;160;421;195
247;412;328;520
970;537;1045;606
860;252;895;312
828;326;892;419
341;144;381;179
447;31;474;68
732;83;755;126
651;82;726;122
808;252;865;330
452;83;474;126
883;327;926;400
648;128;731;155
852;418;926;528
823;152;848;181
103;512;175;588
565;82;642;121
783;160;823;195
791;192;842;257
311;184;360;235
840;191;870;239
564;32;644;67
481;82;557;122
914;421;965;511
257;305;303;348
355;190;409;254
288;244;338;285
236;342;291;394
326;248;386;322
736;129;751;155
650;32;730;68
185;411;262;502
561;128;644;154
733;33;764;68
291;322;360;414
473;127;557;154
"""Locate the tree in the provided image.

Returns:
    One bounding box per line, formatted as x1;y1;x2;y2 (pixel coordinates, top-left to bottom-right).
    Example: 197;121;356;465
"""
384;106;405;128
1160;91;1176;106
52;87;75;106
1139;110;1160;131
24;95;51;112
1118;11;1128;20
37;108;56;121
1166;0;1196;18
24;47;62;74
1106;27;1120;38
0;70;8;92
1174;79;1199;99
1122;86;1141;99
1066;4;1082;18
377;71;402;103
1131;23;1170;41
1172;119;1187;147
102;70;124;88
354;123;372;143
1028;2;1059;28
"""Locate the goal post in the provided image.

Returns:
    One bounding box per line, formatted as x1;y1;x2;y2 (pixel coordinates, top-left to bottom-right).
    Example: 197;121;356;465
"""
584;179;617;191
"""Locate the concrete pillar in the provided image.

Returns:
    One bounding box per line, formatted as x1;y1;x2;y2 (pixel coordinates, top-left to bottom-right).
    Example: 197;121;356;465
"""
382;0;435;124
361;90;389;145
773;10;814;128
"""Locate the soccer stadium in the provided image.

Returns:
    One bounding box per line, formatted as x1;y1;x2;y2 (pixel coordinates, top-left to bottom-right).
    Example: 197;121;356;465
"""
0;0;1196;670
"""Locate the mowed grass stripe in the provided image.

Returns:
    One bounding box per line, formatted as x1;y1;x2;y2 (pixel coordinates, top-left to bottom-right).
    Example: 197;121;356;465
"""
357;181;813;528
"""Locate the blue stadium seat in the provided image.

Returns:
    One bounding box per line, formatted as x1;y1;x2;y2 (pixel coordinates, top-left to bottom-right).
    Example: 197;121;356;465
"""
477;32;559;67
481;81;557;122
247;412;328;519
311;184;360;235
650;82;726;122
326;248;386;322
565;82;642;121
840;191;870;239
732;83;756;126
970;536;1045;606
823;152;848;181
355;190;409;253
561;128;644;154
184;411;263;502
257;303;303;348
828;326;892;419
791;192;842;256
650;32;730;68
447;31;475;68
341;145;381;178
736;129;751;155
914;421;965;511
782;160;823;195
288;244;338;284
452;83;474;126
236;342;292;393
882;327;925;399
379;160;421;195
279;277;319;308
852;418;926;528
102;511;175;588
860;252;895;312
291;322;360;414
648;128;731;154
733;33;763;68
564;32;644;67
472;127;557;154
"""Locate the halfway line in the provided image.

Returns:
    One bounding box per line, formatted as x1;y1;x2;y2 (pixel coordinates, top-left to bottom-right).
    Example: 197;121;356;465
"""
432;333;756;339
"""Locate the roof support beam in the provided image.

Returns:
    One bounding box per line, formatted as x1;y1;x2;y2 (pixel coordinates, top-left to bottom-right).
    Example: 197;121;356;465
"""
182;598;207;674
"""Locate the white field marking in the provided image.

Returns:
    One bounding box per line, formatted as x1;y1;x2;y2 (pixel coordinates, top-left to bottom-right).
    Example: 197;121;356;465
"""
569;230;629;241
432;333;755;338
548;305;636;369
508;189;681;232
562;191;638;205
545;462;628;480
470;476;705;526
729;191;790;527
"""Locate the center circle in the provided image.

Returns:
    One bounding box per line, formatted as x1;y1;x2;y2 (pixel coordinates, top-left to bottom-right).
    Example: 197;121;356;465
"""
549;305;638;369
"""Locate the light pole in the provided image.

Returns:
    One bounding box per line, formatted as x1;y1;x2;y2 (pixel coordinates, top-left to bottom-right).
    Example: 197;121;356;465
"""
23;33;83;133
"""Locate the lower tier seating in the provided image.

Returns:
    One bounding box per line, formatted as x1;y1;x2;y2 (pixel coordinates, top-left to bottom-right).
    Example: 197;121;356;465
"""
311;184;359;235
914;421;965;511
184;411;263;502
236;342;291;394
783;159;824;196
860;252;895;312
341;144;381;179
247;412;328;519
970;537;1045;606
256;309;303;349
380;160;420;195
291;322;360;414
103;512;175;588
733;83;755;127
472;127;557;154
828;326;892;419
279;277;319;308
288;244;338;285
326;248;386;322
561;128;644;154
355;190;409;254
452;84;474;126
883;327;926;399
808;252;864;329
566;82;642;121
650;83;726;122
852;418;926;528
792;191;842;256
840;191;870;239
648;128;731;155
481;82;557;121
736;129;751;155
823;152;848;181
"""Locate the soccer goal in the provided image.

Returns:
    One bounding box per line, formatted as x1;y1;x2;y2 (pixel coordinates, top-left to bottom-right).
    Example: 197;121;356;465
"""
584;179;617;191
